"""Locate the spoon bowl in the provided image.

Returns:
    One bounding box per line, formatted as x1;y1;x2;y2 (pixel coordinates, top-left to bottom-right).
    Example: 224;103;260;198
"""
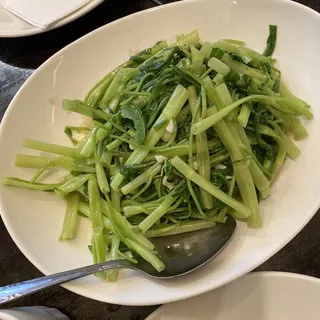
0;217;236;304
136;216;236;278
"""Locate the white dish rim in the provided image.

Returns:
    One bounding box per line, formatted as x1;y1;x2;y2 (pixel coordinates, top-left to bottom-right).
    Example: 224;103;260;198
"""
0;0;319;306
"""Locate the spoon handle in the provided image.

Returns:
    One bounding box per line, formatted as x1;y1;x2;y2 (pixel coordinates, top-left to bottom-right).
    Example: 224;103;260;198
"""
0;259;133;305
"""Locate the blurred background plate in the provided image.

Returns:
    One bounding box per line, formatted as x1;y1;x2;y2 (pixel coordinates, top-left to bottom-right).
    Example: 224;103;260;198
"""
146;272;320;320
0;0;104;38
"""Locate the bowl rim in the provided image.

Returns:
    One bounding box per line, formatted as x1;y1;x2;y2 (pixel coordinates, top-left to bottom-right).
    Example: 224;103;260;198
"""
146;271;320;319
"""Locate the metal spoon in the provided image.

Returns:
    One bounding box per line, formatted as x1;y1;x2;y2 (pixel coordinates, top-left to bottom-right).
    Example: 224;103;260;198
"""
0;217;236;304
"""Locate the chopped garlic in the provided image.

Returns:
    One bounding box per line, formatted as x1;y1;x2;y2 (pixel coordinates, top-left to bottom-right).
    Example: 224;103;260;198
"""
162;176;175;190
166;120;176;133
73;132;88;143
214;164;226;170
161;120;176;142
155;155;167;163
193;161;198;170
161;131;172;142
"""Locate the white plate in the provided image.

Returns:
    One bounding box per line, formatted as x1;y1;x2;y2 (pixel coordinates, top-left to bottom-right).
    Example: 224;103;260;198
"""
0;0;104;37
0;0;319;306
146;272;320;320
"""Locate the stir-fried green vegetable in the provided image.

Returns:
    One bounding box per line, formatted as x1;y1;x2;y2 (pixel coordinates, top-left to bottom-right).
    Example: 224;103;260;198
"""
2;26;313;279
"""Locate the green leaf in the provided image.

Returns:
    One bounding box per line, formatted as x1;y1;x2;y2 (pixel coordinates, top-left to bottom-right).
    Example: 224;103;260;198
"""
163;160;175;180
210;47;225;60
130;48;152;63
121;104;146;144
171;65;201;88
139;47;184;74
263;25;277;57
130;41;168;64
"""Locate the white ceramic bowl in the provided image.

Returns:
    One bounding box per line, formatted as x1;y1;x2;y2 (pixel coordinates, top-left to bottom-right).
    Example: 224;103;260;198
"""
0;0;319;306
146;272;320;320
0;307;69;320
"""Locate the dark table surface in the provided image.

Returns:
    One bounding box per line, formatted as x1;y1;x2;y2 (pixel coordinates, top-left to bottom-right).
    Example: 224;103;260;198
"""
0;0;320;319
